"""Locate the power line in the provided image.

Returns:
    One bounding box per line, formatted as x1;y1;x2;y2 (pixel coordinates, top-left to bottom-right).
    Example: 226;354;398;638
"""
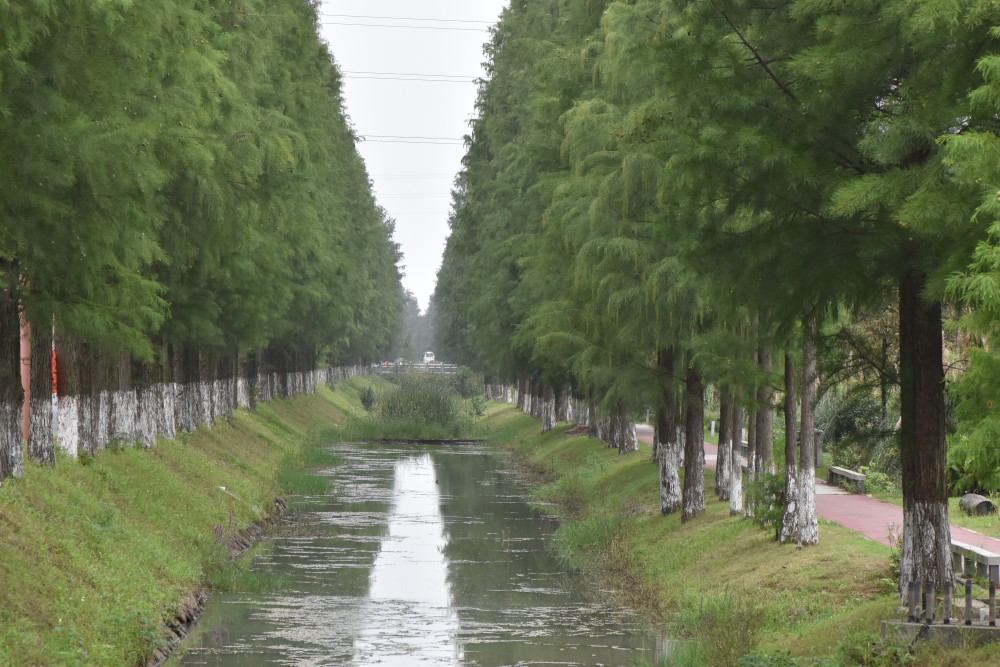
344;75;476;83
343;70;480;79
370;175;456;180
319;13;494;26
362;139;464;145
364;134;464;141
320;21;488;32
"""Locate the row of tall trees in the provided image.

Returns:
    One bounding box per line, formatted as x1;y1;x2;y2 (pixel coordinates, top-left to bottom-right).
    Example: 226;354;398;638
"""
435;0;1000;594
0;1;404;480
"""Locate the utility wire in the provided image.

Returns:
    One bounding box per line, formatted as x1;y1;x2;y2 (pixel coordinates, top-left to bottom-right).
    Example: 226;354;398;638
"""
320;21;488;32
363;134;464;141
319;13;494;25
362;139;464;145
343;70;479;79
344;75;475;83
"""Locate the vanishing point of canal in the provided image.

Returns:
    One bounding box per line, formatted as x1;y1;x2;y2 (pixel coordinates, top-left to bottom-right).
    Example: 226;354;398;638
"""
173;440;664;666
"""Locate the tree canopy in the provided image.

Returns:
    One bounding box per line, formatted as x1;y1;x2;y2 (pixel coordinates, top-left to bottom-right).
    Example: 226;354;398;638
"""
0;0;403;364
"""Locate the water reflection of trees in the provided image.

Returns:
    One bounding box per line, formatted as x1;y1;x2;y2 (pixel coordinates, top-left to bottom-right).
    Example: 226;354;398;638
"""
432;449;656;666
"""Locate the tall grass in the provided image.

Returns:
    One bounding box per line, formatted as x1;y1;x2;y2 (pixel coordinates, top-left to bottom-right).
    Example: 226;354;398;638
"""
341;374;484;440
0;384;350;665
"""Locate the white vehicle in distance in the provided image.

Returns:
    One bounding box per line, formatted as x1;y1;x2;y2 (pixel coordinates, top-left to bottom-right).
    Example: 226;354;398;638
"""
423;351;435;364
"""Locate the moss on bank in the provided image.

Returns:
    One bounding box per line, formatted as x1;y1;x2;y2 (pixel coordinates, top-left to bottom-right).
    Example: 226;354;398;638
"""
485;403;1000;666
0;383;357;665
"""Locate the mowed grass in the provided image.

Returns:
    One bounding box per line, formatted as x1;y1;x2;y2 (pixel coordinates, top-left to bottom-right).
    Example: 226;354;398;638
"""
0;383;351;665
485;404;1000;666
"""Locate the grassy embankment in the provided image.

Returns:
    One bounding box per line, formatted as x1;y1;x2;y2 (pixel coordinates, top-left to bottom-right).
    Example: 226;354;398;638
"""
0;375;388;665
486;403;1000;666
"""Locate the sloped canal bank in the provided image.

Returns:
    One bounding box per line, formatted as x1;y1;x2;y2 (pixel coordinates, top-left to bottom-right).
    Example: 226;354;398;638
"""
172;440;663;665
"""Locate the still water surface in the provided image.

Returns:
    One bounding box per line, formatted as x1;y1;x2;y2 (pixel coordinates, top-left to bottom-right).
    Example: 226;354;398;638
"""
175;442;662;666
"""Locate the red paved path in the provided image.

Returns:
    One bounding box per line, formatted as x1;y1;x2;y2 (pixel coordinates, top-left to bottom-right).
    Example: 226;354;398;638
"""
634;425;1000;553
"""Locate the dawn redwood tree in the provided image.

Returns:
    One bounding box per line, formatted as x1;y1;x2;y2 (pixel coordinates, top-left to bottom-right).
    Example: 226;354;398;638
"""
647;0;999;587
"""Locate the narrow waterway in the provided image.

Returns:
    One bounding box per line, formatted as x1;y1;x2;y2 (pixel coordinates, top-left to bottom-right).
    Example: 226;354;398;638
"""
174;442;662;666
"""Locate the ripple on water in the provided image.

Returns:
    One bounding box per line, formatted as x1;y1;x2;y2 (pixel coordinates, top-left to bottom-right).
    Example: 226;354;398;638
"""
176;444;662;666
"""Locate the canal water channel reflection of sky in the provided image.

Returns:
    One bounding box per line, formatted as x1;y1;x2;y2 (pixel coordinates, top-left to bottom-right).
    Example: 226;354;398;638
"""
175;442;660;666
353;455;461;665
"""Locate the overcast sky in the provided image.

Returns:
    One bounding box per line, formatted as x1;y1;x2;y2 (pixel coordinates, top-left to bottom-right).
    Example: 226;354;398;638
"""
317;1;509;313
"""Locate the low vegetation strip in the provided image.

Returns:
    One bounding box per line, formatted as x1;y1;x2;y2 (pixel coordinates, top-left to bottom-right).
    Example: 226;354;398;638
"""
0;383;357;665
486;404;1000;666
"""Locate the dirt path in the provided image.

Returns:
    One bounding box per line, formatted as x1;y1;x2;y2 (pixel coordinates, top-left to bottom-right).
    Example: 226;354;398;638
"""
634;425;1000;552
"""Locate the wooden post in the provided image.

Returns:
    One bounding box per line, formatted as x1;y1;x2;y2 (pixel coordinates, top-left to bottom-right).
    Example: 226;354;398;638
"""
943;580;952;624
908;580;919;622
966;578;974;625
990;580;996;627
925;580;935;623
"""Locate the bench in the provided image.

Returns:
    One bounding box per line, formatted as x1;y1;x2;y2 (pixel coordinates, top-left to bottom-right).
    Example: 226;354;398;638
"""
829;466;866;494
952;540;1000;583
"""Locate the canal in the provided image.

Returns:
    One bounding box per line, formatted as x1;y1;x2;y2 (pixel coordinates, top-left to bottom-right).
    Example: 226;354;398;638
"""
174;441;662;665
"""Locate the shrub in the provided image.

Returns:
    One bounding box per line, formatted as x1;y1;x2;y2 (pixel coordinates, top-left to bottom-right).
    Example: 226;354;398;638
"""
746;472;786;539
816;390;898;475
672;591;767;667
359;386;377;412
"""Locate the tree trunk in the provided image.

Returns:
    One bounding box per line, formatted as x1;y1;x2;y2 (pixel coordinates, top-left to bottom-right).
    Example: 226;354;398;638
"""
716;386;731;500
779;347;800;544
682;363;706;522
657;379;682;514
0;285;23;483
729;398;744;515
797;315;819;546
27;315;55;464
744;394;759;518
756;344;774;475
541;385;556;433
556;385;572;423
613;401;638;454
898;271;952;593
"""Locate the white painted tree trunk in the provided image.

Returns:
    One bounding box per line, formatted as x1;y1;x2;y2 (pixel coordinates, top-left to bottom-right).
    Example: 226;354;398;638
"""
796;465;818;546
29;397;53;460
541;388;556;433
2;401;24;478
658;430;682;514
137;386;158;448
237;376;251;409
112;389;138;446
56;395;79;459
900;501;953;594
779;467;800;544
797;316;819;546
159;383;177;441
96;390;111;449
717;432;731;502
729;403;743;516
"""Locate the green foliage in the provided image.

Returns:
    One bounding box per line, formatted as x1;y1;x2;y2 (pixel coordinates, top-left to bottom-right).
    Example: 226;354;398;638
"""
0;385;345;663
359;386;377;412
746;473;786;539
671;591;767;667
0;0;403;361
835;632;915;667
816;390;898;475
452;366;483;399
948;347;1000;492
341;374;484;440
736;655;835;667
